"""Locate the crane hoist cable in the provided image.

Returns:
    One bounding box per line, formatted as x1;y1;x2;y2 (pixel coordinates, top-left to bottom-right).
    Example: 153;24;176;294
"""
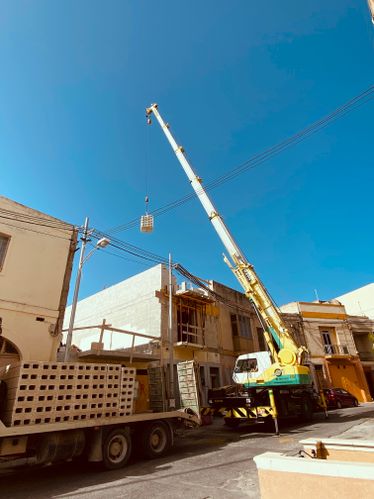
140;115;154;233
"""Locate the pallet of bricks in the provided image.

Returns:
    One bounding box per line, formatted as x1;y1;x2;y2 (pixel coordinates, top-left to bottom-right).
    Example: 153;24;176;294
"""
0;361;136;427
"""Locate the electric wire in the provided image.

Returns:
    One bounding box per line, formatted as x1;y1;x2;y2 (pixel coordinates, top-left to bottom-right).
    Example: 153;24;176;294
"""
0;219;76;241
106;85;374;234
0;208;74;230
89;228;259;315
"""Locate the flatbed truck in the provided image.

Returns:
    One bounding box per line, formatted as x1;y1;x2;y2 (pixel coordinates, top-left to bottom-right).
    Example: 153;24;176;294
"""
0;361;199;471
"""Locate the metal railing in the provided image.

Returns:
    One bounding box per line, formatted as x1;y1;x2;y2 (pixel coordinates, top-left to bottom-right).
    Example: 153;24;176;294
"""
323;344;350;355
62;319;162;363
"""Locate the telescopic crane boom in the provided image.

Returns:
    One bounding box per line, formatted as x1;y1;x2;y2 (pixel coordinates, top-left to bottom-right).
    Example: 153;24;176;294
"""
146;103;310;388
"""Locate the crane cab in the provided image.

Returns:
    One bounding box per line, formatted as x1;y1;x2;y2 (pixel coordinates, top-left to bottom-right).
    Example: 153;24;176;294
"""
232;351;272;384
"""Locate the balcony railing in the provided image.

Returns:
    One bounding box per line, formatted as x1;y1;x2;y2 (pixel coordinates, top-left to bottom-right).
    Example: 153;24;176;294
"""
323;344;350;355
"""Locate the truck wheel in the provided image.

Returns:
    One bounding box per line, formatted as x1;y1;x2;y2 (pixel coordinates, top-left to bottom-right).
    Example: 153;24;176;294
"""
140;421;172;459
102;428;132;470
224;417;241;428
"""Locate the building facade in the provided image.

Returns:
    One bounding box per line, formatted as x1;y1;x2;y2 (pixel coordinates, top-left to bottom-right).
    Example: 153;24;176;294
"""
64;264;263;404
0;196;77;364
335;283;374;320
280;300;372;402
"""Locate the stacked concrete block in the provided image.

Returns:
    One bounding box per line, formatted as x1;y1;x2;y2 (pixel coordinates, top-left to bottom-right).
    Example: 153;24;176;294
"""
0;362;136;427
119;367;136;417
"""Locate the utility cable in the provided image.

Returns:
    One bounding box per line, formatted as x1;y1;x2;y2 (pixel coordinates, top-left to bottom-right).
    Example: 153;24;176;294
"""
106;85;374;234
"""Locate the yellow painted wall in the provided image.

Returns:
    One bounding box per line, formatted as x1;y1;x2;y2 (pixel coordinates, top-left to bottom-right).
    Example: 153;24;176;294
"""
327;360;371;402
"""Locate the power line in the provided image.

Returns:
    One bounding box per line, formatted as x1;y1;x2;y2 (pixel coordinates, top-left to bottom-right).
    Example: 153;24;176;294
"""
90;227;255;314
0;219;76;241
91;229;168;265
106;85;374;234
0;208;74;230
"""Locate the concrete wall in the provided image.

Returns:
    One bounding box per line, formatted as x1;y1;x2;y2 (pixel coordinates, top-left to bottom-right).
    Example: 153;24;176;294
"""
64;264;169;350
0;196;76;361
254;452;374;499
281;302;357;357
210;280;260;353
336;283;374;319
64;267;263;398
302;319;357;357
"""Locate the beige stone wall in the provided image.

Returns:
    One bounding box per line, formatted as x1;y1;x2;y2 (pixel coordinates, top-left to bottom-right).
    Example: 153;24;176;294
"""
302;319;357;357
258;469;374;499
210;280;261;353
255;452;374;499
0;196;76;361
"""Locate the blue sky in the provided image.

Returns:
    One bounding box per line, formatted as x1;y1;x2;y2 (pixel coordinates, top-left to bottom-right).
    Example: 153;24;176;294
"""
1;1;373;305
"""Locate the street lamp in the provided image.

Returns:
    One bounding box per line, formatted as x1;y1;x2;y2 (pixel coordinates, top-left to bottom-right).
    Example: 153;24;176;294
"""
64;218;110;361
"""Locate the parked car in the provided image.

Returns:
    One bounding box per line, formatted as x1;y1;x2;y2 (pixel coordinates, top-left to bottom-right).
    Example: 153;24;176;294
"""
323;388;359;409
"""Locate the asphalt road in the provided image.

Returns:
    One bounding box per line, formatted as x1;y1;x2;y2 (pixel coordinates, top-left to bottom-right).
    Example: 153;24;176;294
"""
2;403;374;499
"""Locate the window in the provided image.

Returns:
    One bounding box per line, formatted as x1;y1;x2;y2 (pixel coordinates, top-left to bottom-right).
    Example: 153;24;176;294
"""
235;357;258;373
231;314;252;339
320;328;338;354
239;315;252;339
230;314;239;337
176;299;205;344
0;234;10;271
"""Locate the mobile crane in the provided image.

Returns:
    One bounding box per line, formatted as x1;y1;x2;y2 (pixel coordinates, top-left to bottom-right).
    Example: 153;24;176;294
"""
146;103;318;429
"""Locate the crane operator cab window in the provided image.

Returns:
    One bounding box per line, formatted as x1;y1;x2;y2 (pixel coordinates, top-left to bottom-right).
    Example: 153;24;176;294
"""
235;358;258;373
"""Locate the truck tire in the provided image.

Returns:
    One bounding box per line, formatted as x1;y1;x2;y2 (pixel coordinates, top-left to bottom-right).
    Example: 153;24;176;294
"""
102;428;132;470
140;421;172;459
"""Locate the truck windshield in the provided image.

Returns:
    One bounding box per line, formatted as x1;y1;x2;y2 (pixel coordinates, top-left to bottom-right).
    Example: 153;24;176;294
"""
235;358;258;373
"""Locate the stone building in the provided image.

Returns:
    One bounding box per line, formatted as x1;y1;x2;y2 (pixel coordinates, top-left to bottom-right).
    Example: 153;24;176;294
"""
0;196;77;364
64;264;263;404
280;300;372;402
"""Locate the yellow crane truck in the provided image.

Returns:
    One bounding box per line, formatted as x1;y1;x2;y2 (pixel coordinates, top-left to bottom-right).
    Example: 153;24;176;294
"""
146;103;324;432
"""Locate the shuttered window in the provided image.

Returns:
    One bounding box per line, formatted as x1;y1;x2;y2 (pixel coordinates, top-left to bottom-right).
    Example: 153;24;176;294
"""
0;234;10;271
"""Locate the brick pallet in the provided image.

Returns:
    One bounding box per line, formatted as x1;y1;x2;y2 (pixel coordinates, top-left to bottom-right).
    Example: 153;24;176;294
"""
0;361;136;427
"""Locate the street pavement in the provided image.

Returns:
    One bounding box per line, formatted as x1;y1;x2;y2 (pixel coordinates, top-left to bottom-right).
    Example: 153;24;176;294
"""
2;403;374;499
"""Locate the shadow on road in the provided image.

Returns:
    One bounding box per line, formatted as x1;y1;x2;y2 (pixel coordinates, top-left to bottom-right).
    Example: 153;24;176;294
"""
1;405;373;498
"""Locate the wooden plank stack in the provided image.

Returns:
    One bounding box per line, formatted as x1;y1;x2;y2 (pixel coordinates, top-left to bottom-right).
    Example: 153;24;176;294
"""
0;361;136;427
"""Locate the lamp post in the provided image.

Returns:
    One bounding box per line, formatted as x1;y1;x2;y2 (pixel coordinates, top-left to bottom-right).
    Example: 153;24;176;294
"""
64;218;110;361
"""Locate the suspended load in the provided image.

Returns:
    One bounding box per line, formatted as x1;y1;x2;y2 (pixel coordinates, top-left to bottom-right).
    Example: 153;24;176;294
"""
369;0;374;24
140;196;154;233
